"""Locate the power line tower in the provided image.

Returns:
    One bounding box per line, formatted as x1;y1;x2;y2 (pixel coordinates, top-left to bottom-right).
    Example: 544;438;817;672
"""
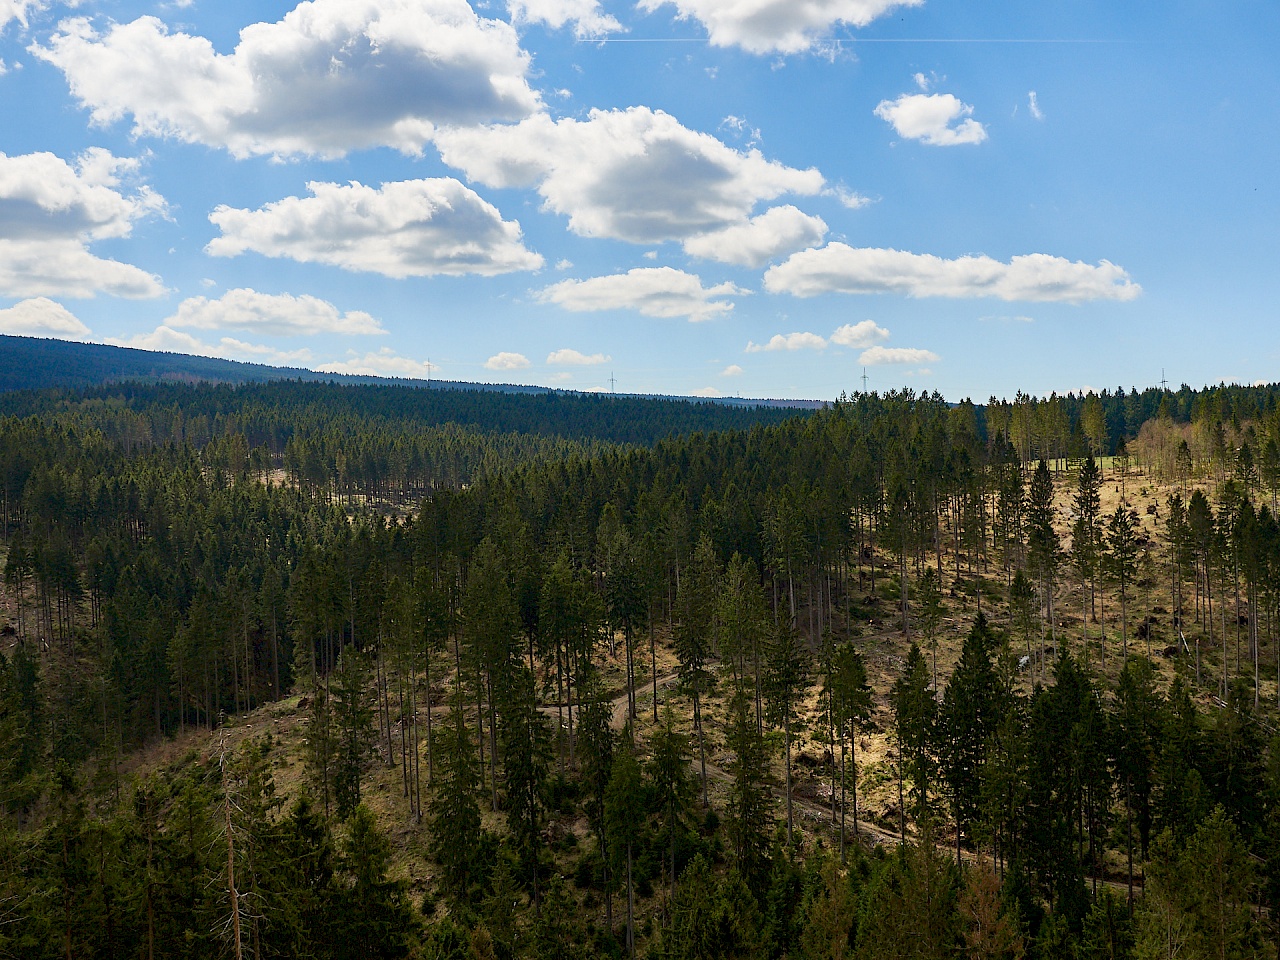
861;367;869;394
608;371;617;394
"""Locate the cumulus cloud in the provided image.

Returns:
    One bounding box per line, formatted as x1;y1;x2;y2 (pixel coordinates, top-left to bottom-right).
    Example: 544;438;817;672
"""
106;325;314;365
2;1;45;31
0;148;165;242
165;289;384;337
830;319;889;348
508;0;620;38
316;348;434;378
547;347;610;365
207;179;542;277
874;92;987;146
764;243;1141;302
859;345;939;365
745;331;826;353
683;205;826;268
720;364;744;377
33;0;540;159
0;241;162;299
1028;91;1043;120
538;267;744;322
435;106;823;244
691;387;720;397
0;297;91;338
636;0;922;54
0;148;166;298
485;351;531;370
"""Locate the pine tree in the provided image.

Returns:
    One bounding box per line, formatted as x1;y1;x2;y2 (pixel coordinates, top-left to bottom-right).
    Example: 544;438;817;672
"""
334;805;416;959
1073;456;1104;656
890;643;937;834
916;566;944;694
331;646;375;821
1026;460;1061;648
1105;506;1141;657
939;614;1001;861
676;534;719;807
764;620;809;849
648;704;695;892
604;732;644;958
1136;808;1267;960
1111;656;1160;902
829;642;872;856
498;664;552;908
725;682;774;894
430;692;485;909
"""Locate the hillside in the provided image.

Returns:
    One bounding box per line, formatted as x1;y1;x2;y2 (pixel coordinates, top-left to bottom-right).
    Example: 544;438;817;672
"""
0;380;1279;959
0;334;825;410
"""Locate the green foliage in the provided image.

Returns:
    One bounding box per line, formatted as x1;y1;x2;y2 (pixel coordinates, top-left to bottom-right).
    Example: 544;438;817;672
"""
939;614;1002;848
725;682;775;894
430;695;486;909
1136;808;1271;960
332;646;376;820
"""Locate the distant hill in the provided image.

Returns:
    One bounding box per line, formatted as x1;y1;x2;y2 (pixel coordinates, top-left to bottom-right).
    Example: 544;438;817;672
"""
0;335;824;409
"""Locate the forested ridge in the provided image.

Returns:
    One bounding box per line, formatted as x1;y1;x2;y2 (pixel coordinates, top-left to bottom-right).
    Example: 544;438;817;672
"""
2;377;1280;959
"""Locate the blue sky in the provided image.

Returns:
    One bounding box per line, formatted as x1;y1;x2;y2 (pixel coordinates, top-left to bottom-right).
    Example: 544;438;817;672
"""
1;0;1276;402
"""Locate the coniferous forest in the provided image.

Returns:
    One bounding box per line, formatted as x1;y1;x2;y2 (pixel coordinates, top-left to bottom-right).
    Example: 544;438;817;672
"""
4;371;1280;960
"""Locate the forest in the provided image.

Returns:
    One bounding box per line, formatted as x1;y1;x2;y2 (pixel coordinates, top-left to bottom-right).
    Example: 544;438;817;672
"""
2;373;1280;960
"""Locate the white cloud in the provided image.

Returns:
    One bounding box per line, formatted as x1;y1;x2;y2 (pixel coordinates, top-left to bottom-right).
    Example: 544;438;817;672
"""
979;314;1034;324
0;297;91;338
764;243;1142;303
34;1;540;159
745;331;827;353
555;259;573;270
683;205;826;268
859;345;939;365
485;351;531;370
691;387;721;397
166;289;384;337
1028;91;1043;120
830;319;889;348
913;71;929;91
0;60;7;75
508;0;620;38
107;325;314;365
435;106;824;244
547;347;610;365
538;267;744;322
0;149;165;298
0;148;165;242
316;348;434;378
829;185;872;210
636;0;922;54
874;92;987;146
0;241;163;299
720;364;744;377
2;1;45;31
207;179;542;277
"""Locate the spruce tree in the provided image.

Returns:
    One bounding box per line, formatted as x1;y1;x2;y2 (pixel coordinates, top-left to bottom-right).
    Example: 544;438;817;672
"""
939;614;1001;861
764;620;809;849
331;646;375;821
725;682;774;894
1025;460;1060;648
891;643;937;834
430;693;485;910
